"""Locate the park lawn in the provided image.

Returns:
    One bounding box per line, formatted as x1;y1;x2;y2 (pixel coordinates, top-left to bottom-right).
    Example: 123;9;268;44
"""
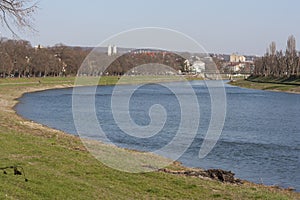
0;77;299;199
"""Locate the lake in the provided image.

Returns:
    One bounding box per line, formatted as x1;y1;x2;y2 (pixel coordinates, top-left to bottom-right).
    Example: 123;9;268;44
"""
16;80;300;191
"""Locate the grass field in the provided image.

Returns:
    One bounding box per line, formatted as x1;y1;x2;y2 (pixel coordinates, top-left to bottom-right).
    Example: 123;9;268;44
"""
0;76;299;199
230;76;300;94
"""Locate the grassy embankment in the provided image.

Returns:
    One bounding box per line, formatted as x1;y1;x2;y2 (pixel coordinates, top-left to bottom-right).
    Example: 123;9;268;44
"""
230;76;300;93
0;76;299;199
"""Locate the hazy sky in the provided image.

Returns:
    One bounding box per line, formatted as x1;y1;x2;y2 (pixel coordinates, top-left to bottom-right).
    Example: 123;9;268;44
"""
2;0;300;55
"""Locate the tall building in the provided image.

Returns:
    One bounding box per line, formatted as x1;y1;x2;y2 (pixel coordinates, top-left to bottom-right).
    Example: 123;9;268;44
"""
107;45;112;56
108;45;117;56
112;45;117;54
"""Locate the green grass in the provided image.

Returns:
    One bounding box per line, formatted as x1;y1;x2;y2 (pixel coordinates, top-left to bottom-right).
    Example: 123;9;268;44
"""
230;76;300;93
0;75;201;87
247;76;300;85
0;77;299;199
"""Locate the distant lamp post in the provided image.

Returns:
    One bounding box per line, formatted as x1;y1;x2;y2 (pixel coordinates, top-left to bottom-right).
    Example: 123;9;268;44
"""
25;56;30;77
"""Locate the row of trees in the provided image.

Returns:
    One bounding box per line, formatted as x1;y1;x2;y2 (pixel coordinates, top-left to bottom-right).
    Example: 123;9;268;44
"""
104;51;185;76
0;39;191;77
0;39;90;77
253;35;300;78
78;50;189;76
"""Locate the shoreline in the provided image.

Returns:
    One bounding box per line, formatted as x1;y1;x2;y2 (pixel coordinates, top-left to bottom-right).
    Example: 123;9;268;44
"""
0;77;299;199
13;82;240;178
229;79;300;94
13;81;296;189
13;85;245;185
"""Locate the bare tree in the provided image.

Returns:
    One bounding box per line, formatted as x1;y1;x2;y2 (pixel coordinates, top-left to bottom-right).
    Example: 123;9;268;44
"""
269;41;276;56
0;0;38;35
297;52;300;76
268;41;276;76
276;50;285;77
253;36;299;79
287;35;296;54
286;35;297;76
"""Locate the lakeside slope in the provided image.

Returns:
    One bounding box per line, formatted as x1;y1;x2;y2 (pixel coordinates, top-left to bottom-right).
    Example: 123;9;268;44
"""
230;76;300;94
0;77;299;199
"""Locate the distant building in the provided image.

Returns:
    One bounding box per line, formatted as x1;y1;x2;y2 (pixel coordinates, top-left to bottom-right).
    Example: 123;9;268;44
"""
191;60;205;73
107;45;112;56
230;53;246;62
108;45;117;56
203;56;213;62
112;45;117;54
227;63;245;72
189;55;201;63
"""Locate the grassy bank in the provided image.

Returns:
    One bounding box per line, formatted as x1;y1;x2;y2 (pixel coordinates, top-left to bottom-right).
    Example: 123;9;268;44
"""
230;76;300;93
0;77;299;199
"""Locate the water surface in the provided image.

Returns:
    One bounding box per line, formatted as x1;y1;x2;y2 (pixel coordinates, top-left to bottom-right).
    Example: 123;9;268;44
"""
16;81;300;190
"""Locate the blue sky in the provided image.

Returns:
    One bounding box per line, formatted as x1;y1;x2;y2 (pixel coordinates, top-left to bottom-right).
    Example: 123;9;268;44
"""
2;0;300;55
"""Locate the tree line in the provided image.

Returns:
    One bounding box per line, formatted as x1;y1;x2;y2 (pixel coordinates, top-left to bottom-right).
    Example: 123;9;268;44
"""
253;35;300;78
0;39;190;78
79;50;186;76
0;39;90;77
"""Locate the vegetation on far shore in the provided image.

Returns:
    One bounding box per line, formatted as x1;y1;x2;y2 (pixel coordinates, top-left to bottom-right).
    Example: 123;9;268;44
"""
230;76;300;94
253;35;300;78
0;76;299;199
236;35;300;93
0;39;197;78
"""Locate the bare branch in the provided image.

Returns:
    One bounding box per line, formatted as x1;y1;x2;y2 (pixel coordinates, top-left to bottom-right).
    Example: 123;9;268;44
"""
0;0;38;36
